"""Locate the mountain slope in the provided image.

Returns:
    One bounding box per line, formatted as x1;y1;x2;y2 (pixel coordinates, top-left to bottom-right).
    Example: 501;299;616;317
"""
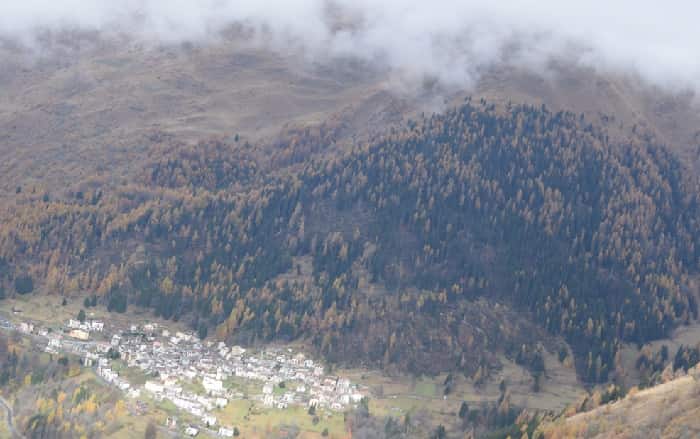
539;366;700;438
1;99;698;384
2;35;700;203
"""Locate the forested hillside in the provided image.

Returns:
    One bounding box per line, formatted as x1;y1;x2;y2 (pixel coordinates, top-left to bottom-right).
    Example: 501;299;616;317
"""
1;99;698;382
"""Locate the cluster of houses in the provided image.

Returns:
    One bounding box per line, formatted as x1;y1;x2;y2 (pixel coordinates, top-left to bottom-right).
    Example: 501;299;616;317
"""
254;353;365;412
18;321;34;334
96;360;139;397
15;316;366;437
111;323;366;433
18;318;106;354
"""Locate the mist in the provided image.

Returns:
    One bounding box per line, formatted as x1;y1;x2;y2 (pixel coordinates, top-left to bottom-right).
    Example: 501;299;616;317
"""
1;0;699;92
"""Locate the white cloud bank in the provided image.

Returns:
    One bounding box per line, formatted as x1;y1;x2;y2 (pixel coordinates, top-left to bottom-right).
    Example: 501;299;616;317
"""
1;0;699;91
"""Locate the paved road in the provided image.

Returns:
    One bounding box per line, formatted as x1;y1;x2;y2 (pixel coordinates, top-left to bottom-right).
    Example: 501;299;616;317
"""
0;394;22;438
0;318;20;437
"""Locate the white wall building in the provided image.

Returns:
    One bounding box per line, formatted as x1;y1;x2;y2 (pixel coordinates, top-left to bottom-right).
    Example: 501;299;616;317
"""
202;414;217;427
215;397;228;408
203;376;224;394
218;427;234;437
262;383;274;395
263;394;274;407
144;381;164;394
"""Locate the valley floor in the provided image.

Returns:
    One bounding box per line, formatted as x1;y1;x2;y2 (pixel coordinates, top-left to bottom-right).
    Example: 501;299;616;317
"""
0;294;592;438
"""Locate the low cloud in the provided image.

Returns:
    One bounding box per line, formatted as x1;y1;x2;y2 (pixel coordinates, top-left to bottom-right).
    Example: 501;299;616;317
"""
1;0;699;92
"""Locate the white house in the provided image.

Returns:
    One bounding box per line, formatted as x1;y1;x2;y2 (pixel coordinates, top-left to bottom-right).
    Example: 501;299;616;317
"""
215;397;228;408
190;405;203;417
262;383;274;395
99;368;118;383
337;378;351;392
218;427;234;437
163;376;179;388
196;395;214;411
144;381;164;394
83;352;98;367
203;376;224;394
202;414;217;427
230;346;246;356
185;426;199;437
88;320;104;332
263;394;274;407
216;367;226;381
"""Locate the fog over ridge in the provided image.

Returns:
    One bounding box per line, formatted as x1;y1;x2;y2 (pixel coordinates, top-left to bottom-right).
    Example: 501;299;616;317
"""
1;0;699;93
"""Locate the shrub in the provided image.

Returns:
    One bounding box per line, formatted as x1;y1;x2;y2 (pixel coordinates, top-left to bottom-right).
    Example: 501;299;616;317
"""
14;275;33;295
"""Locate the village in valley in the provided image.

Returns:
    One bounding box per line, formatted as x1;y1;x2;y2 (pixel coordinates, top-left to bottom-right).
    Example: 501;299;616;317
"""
3;309;367;437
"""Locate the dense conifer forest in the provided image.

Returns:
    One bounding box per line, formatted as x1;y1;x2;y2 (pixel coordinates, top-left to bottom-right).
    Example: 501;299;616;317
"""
1;99;698;383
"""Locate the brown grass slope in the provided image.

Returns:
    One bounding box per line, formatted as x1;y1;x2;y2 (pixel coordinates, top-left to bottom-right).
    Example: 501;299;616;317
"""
539;366;700;439
1;33;699;202
0;34;402;200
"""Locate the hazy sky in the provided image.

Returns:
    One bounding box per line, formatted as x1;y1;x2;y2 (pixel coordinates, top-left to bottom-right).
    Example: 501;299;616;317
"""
1;0;698;91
